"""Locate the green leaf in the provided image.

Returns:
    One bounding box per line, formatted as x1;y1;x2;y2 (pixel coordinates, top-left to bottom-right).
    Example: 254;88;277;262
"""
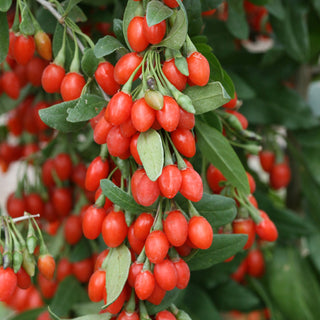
36;8;58;34
69;237;92;262
0;12;9;63
94;35;127;58
270;1;310;62
184;0;202;36
19;4;35;35
255;191;315;239
50;276;88;317
63;0;83;17
66;94;106;122
45;227;65;258
39;100;86;132
186;234;248;270
159;9;188;50
210;279;263;312
103;245;131;307
100;179;155;213
308;233;320;275
266;0;285;19
67;5;87;22
81;48;100;77
146;0;173;27
49;307;113;320
72;301;104;317
226;0;249;40
177;284;221;320
175;192;237;228
146;288;183;315
0;0;12;12
113;19;125;45
123;0;142;51
184;82;230;114
195;119;250;195
174;55;189;76
137;129;164;181
9;308;45;320
311;0;320;19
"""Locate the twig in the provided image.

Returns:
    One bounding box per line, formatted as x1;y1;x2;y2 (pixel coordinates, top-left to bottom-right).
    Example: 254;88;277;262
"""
35;0;85;53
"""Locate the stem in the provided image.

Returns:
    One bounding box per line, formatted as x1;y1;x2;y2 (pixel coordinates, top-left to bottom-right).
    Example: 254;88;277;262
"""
35;0;85;53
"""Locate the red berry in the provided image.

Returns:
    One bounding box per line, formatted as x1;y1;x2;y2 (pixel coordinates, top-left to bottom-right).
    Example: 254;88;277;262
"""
206;164;226;194
154;259;177;291
143;16;166;44
127;16;149;52
246;249;265;278
163;210;188;247
114;52;143;85
131;98;156;132
163;0;182;8
95;61;120;96
64;215;82;245
188;216;213;249
158;165;182;199
259;150;275;173
128;261;143;287
255;210;278;242
88;270;106;302
135;270;155;300
26;57;48;87
180;167;203;202
72;258;94;283
6;193;26;218
82;205;107;240
171;128;196;158
232;218;256;250
0;267;17;302
57;258;73;282
38;254;56;280
60;72;86;101
101;209;128;247
145;230;169;264
223;92;238;109
270;162;291;190
106;125;131;158
173;258;190;289
41;63;66;93
187;52;210;86
156;310;176;320
134;212;154;241
52;187;73;217
54;153;73;181
156;96;180;132
85;156;109;191
162;59;187;92
1;71;20;99
13;35;35;65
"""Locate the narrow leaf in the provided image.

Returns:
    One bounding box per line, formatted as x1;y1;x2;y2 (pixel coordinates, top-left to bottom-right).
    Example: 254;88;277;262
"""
100;179;155;213
94;35;127;58
69;237;92;262
64;0;83;16
9;308;45;320
196;119;250;195
19;4;35;35
186;234;248;270
146;0;173;27
0;0;12;12
81;48;99;77
159;9;188;50
113;19;125;45
175;192;237;228
66;94;106;122
137;129;164;181
226;0;249;40
184;82;230;114
175;55;189;76
0;12;9;63
104;245;131;307
49;307;113;320
39;100;86;132
50;276;88;317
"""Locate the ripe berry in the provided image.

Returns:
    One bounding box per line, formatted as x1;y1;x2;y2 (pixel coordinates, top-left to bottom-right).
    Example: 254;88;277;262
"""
88;270;106;302
171;128;196;158
246;249;265;278
82;205;107;240
106;125;131;158
105;91;132;126
259;150;275;173
26;57;48;87
145;230;169;264
173;258;190;289
156;96;180;132
128;261;144;287
143;16;166;44
13;35;35;65
163;210;188;247
114;52;143;85
156;310;176;320
147;282;166;305
101;209;128;247
52;187;73;217
223;91;238;109
135;270;155;300
131;169;160;206
131;98;156;132
158;165;182;199
85;156;109;191
128;224;144;254
54;153;73;181
154;259;177;291
255;210;278;242
187;52;210;86
206;164;226;194
60;72;86;101
134;212;154;241
162;59;187;91
72;257;94;283
232;218;256;250
95;61;120;96
38;254;56;280
1;71;20;99
188;216;213;249
270;162;291;190
180;167;203;202
64;215;82;245
127;16;149;52
164;0;182;8
0;267;17;302
41;63;65;93
6;193;26;218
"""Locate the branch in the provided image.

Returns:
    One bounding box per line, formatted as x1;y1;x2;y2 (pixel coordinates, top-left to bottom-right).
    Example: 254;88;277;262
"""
35;0;85;53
